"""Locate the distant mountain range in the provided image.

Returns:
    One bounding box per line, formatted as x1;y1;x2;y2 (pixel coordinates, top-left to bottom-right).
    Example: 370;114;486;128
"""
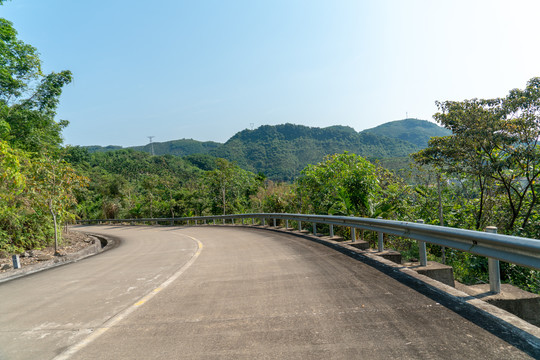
86;119;450;181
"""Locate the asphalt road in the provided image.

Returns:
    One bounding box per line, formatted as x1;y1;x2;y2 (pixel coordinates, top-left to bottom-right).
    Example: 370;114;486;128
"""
0;225;536;359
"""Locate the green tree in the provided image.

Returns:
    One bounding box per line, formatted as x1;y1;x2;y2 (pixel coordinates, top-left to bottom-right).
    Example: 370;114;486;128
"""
206;158;258;215
1;17;72;153
413;78;540;233
28;155;88;253
297;152;379;216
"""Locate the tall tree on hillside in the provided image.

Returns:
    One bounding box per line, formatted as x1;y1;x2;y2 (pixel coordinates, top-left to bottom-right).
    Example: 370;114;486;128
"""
0;5;82;252
0;17;72;153
413;78;540;233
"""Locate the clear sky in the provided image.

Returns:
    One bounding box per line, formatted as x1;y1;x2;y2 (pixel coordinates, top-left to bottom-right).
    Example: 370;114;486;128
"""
2;0;540;147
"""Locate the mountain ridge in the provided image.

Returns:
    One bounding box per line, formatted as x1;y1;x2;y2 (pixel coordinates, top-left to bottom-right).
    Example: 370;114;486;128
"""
84;119;450;180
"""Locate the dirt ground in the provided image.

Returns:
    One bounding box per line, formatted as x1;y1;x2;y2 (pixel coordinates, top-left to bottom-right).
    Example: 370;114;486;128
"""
0;230;94;273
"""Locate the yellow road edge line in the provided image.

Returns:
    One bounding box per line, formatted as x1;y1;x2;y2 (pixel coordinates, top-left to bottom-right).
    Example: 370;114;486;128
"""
53;232;203;360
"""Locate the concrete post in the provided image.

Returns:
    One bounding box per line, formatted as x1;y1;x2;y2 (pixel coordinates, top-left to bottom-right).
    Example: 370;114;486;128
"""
313;223;317;235
12;255;21;269
330;224;334;237
351;227;356;242
377;216;384;252
286;219;289;229
252;218;255;225
417;219;427;266
485;226;501;294
223;219;226;225
195;220;198;226
262;218;266;226
298;221;302;231
273;218;276;227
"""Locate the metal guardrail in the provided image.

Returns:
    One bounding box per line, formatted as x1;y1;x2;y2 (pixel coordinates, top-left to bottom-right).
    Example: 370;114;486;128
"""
77;213;540;293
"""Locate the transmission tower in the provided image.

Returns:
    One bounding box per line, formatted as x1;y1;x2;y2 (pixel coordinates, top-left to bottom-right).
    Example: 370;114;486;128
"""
147;136;155;156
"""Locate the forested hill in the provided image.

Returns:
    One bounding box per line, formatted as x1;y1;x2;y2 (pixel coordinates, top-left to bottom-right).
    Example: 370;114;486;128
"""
209;123;419;180
363;118;451;147
85;119;448;180
87;139;221;156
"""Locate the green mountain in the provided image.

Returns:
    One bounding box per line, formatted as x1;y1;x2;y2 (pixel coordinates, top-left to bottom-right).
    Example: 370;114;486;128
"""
209;123;420;181
84;119;449;181
86;139;221;156
363;118;451;147
85;145;123;153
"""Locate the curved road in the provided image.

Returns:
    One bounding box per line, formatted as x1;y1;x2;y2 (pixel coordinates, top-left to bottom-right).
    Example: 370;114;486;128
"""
0;225;536;359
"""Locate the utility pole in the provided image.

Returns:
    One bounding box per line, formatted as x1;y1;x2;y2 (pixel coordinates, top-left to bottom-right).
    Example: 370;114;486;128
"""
147;136;155;156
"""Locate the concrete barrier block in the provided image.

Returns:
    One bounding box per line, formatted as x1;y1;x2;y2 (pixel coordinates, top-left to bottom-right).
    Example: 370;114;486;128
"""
406;261;455;287
349;241;370;250
377;250;402;264
456;283;540;327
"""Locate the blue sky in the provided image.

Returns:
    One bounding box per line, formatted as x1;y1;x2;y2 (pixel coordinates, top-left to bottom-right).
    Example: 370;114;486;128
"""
2;0;540;146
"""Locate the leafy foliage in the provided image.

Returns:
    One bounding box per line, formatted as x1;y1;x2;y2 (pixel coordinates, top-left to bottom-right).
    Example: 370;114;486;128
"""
0;10;81;253
298;152;379;216
412;78;540;234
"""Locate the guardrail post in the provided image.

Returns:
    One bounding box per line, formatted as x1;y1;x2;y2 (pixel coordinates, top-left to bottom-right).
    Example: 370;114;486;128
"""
485;226;501;294
313;223;317;235
195;220;198;225
262;218;266;226
417;219;427;266
223;219;226;225
351;227;356;241
286;219;289;229
377;217;384;252
330;224;334;237
213;219;216;225
241;218;244;225
12;254;21;269
252;218;255;225
298;221;302;231
273;218;276;227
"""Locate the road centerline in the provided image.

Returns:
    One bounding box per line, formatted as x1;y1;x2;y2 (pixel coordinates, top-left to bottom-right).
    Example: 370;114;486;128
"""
53;232;203;360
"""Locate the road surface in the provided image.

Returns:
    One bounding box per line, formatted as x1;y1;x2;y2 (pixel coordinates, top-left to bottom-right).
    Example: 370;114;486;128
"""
0;225;536;359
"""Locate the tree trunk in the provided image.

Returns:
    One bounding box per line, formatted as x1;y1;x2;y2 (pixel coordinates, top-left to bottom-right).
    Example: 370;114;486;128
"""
49;199;59;255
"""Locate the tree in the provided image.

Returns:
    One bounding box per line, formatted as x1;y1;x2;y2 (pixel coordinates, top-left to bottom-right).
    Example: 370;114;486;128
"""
28;155;88;254
206;158;258;215
1;17;72;153
412;99;500;229
0;6;80;253
412;78;540;233
297;152;379;216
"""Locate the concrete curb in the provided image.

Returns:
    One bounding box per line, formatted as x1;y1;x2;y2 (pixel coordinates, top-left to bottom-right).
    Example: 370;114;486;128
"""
215;223;540;355
0;234;115;284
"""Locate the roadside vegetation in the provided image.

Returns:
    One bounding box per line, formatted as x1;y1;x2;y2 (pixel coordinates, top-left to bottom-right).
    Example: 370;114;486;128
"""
0;3;538;293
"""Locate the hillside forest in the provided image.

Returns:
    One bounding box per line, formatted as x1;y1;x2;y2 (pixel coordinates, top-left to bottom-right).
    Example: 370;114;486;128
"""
0;11;538;293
